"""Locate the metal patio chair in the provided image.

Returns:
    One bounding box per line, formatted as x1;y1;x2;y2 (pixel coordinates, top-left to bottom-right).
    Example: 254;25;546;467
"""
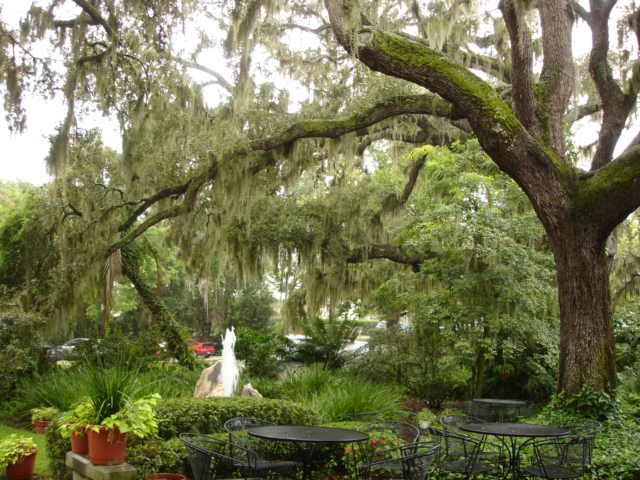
522;435;591;479
357;440;440;480
179;432;301;480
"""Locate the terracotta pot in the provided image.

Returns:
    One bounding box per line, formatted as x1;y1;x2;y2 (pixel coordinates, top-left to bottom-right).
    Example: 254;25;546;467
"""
6;451;37;480
145;474;187;480
88;428;126;465
71;430;89;455
33;420;49;434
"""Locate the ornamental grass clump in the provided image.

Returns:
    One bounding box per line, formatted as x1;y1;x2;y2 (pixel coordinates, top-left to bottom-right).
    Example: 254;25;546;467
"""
75;365;161;439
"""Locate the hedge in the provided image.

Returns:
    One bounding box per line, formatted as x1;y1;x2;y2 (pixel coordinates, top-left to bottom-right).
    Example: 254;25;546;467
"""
47;396;318;480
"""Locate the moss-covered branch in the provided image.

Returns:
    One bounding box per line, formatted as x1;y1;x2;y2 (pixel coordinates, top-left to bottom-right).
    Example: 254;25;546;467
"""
572;145;640;232
121;242;195;368
346;244;435;272
246;94;458;152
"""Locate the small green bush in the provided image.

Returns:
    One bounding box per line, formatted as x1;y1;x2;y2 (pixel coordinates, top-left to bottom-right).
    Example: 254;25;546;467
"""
278;364;338;402
235;327;288;378
126;437;188;480
0;311;46;400
297;316;358;369
310;377;404;423
46;415;71;480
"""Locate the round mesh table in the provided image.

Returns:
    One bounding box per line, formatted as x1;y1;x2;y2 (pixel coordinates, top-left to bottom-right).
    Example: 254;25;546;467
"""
460;422;569;479
248;425;369;478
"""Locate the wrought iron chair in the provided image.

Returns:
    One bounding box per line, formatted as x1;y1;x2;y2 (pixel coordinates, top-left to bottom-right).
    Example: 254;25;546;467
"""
437;430;499;477
362;420;421;444
439;414;503;462
357;441;440;480
223;416;275;457
521;435;591;479
540;421;600;466
179;432;301;480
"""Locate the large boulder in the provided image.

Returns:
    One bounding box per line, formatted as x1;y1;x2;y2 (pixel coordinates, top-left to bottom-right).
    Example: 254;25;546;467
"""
194;360;225;397
240;383;262;398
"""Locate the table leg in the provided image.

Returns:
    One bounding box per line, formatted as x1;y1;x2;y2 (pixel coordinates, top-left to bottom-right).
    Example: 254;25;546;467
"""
488;435;520;480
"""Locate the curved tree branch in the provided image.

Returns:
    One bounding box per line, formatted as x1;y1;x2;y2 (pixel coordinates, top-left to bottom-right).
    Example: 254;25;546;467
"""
500;0;538;134
588;0;635;170
574;144;640;236
346;244;435;272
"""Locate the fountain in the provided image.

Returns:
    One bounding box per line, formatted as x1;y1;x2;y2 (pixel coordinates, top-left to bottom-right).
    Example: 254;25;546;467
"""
194;327;261;398
220;327;239;397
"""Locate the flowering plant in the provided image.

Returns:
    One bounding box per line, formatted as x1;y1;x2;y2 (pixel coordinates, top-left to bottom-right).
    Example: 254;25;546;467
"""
342;430;403;478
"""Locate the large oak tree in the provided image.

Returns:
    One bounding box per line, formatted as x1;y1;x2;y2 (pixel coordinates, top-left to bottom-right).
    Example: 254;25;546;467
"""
2;0;639;391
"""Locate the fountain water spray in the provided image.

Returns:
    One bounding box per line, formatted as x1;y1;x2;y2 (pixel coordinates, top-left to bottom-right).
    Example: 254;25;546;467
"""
221;327;239;397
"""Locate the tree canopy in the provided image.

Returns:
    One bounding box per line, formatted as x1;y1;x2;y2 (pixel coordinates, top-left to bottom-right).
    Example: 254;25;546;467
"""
2;0;640;391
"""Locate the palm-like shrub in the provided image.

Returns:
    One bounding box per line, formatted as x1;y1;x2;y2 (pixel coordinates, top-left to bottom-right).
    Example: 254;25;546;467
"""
297;316;358;369
310;377;405;422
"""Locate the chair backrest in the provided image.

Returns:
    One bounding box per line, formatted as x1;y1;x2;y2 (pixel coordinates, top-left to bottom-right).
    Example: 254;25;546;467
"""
363;420;421;444
223;417;274;454
180;432;253;480
530;435;591;477
400;442;440;480
440;414;484;435
440;430;487;473
223;417;274;433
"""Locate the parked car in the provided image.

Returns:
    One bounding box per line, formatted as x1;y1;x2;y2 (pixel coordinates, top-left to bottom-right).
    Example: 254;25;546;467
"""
190;341;218;357
47;338;92;360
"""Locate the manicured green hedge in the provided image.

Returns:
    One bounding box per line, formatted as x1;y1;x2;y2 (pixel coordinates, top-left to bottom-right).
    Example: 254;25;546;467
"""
47;396;318;480
155;396;318;439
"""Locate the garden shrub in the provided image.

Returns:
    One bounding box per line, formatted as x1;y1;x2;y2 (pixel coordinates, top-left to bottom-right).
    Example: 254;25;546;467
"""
235;327;289;378
541;385;620;422
3;361;201;424
46;414;71;480
296;316;358;369
0;311;46;401
309;377;405;423
126;437;188;480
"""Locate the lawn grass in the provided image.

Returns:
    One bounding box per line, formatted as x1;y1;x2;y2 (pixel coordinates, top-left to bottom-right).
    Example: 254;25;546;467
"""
0;424;52;476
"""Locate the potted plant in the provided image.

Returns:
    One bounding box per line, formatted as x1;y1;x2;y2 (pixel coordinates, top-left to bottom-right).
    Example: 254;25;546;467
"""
31;406;59;434
58;401;94;455
0;434;38;480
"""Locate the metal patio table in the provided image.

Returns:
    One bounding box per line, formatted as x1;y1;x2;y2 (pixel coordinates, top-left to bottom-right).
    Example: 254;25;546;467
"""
471;398;529;421
460;422;569;479
247;425;369;479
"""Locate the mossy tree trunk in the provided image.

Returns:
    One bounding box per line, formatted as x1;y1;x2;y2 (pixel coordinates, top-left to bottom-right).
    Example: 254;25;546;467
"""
550;222;617;393
121;243;196;369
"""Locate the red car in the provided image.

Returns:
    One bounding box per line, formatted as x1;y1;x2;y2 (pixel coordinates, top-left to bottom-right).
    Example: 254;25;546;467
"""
187;338;217;356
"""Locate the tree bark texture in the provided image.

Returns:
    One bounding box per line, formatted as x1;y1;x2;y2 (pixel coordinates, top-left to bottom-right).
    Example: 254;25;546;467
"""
551;225;616;393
